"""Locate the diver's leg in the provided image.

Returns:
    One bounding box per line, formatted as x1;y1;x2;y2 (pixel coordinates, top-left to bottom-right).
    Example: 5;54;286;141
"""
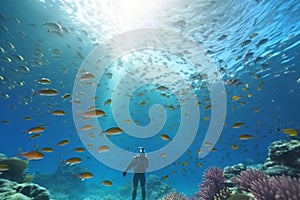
132;173;138;200
140;173;146;200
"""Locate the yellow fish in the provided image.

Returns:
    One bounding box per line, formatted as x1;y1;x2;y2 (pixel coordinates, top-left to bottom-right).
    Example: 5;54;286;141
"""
232;95;242;101
239;134;254;140
28;126;45;134
56;139;70;146
232;122;244;128
98;145;110;152
160;134;171;141
51;110;66;116
279;128;298;137
105;127;123;136
102;180;112;186
82;109;105;118
76;172;93;180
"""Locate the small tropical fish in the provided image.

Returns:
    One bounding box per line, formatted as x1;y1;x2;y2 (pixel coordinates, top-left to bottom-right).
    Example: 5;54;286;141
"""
161;153;167;158
253;108;261;113
43;22;62;32
232;95;242;101
80;124;93;131
239;134;254;140
232;122;244;128
278;128;298;137
41;147;54;153
34;89;59;96
231;144;239;150
204;105;212;110
183;161;188;166
105;127;123;136
18;149;44;160
0;164;9;171
76;172;93;180
139;101;147;106
78;73;95;81
35;78;51;84
63;157;82;165
204;142;213;146
29;133;42;139
204;116;209;121
98;145;110;152
74;147;85;152
56;139;70;146
51;110;66;116
28;126;45;134
102;180;112;186
157;86;169;91
160;134;171;141
123;119;131;124
62;93;71;99
250;33;258;38
23;116;32;120
256;38;268;48
104;99;112;105
162;175;169;179
82;109;105;117
241;39;251;47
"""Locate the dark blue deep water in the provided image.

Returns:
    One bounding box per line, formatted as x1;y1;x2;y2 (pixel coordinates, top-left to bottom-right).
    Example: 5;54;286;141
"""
0;0;300;199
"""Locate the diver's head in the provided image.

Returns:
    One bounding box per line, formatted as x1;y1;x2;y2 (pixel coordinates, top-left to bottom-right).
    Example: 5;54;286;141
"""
138;147;145;154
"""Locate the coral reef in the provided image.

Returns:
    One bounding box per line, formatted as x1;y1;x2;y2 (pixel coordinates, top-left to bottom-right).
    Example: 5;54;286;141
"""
146;175;173;199
0;178;50;200
34;163;87;198
196;167;226;200
223;163;246;180
227;193;251;200
262;140;300;177
231;169;268;192
160;191;187;200
214;188;232;200
119;174;173;200
0;156;29;183
232;169;300;200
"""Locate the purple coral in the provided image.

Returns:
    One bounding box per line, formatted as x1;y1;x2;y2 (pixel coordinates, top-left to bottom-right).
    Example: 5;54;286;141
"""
232;169;268;192
232;169;300;200
251;176;300;200
197;167;225;200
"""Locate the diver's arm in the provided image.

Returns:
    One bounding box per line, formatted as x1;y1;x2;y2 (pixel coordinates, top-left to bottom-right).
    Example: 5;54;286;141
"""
123;157;136;176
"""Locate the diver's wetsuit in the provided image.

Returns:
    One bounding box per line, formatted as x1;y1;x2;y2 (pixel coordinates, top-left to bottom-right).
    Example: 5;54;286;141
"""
132;173;146;200
124;153;149;200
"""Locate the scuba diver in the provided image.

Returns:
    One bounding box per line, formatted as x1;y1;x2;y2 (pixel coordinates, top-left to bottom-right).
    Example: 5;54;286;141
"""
123;147;149;200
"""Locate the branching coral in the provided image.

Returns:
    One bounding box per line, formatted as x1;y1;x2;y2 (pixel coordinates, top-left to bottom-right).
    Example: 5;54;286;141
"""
231;169;267;192
160;191;187;200
232;169;300;200
197;167;226;200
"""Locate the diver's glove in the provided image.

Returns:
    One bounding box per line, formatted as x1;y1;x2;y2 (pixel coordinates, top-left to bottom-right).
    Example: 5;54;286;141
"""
122;172;127;177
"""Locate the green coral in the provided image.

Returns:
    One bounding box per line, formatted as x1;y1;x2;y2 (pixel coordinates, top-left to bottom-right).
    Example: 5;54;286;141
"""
228;193;251;200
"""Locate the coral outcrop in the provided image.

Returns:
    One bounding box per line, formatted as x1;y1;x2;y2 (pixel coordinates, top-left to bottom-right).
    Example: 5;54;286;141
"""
160;191;187;200
34;163;87;198
232;169;300;200
0;156;29;183
0;178;50;200
262;140;300;177
196;167;226;200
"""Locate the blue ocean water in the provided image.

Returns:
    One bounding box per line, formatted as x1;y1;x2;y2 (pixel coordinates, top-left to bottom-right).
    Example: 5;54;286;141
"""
0;0;299;199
